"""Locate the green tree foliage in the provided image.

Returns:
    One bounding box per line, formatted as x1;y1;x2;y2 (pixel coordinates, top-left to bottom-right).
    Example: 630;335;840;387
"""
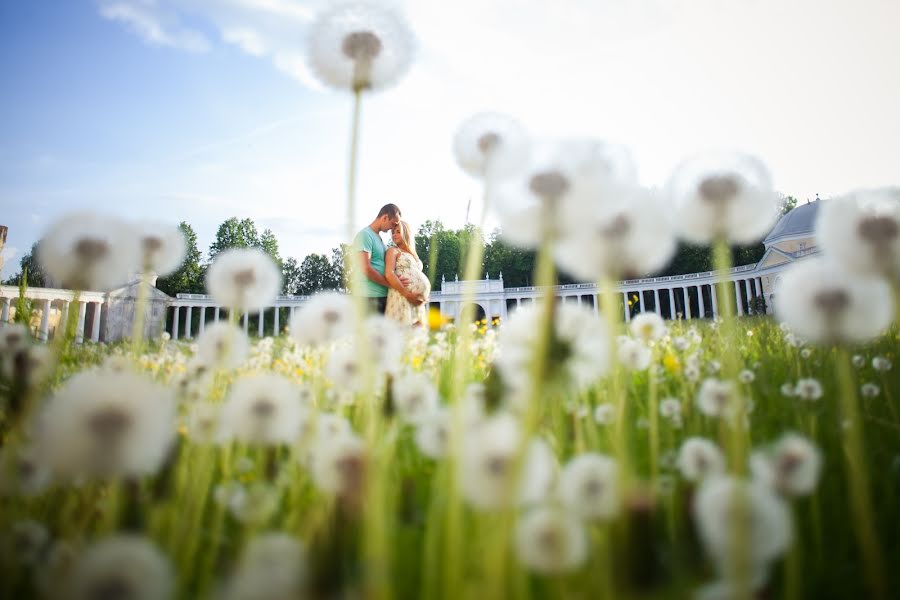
208;217;261;260
259;228;282;268
3;242;46;287
483;229;536;287
779;194;798;214
156;222;204;296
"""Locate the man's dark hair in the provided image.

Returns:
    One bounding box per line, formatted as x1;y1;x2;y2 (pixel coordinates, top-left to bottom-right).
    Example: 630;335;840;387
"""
377;203;401;218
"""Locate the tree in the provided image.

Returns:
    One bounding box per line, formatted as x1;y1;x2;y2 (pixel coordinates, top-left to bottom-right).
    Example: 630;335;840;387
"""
282;257;303;295
483;229;535;287
156;222;204;297
778;194;798;215
3;242;46;287
294;254;339;296
259;228;282;268
209;217;260;260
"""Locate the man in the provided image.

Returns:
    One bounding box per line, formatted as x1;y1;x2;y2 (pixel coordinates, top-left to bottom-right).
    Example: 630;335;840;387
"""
354;203;425;313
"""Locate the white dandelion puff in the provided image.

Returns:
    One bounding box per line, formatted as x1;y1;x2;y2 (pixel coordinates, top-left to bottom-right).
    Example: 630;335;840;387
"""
221;533;307;600
696;378;740;418
195;321;250;369
794;378;822;401
872;356;892;372
860;383;880;398
816;187;900;280
617;338;652;371
392;371;439;424
629;312;667;342
38;212;139;291
228;483;280;524
738;369;755;384
290;292;355;348
311;432;367;500
558;453;619;521
185;402;222;445
220;374;304;445
414;408;450;459
453;112;530;181
495;302;609;397
666;151;779;244
206;248;282;313
0;447;51;497
750;433;822;497
593;403;616;425
460;413;556;510
556;187;676;281
677;438;726;482
659;397;682;419
67;535;173;600
851;354;865;368
693;477;792;585
36;370;176;481
515;506;588;574
308;2;414;92
133;221;187;277
775;258;893;345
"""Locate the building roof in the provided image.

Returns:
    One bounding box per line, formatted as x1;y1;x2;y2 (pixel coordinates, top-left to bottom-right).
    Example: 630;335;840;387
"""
763;200;820;246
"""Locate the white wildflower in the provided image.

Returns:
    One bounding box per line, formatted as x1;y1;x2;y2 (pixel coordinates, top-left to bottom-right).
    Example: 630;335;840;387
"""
593;403;615;425
659;398;682;419
311;432;367;500
133;221;187;276
794;378;822;401
696;378;739;418
776;258;893;345
414;408;450;459
392;371;439;424
67;536;173;600
872;356;892;372
195;321;250;369
221;533;307;600
860;383;880;397
738;369;755;384
220;374;303;445
308;1;414;92
558;453;619;521
290;292;354;348
36;370;176;481
515;506;588;574
206;248;281;313
453;112;529;180
629;312;667;342
677;438;726;482
750;433;822;497
617;338;652;371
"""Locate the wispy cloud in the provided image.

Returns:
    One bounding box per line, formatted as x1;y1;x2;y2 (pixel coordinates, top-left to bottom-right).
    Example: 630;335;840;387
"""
99;1;211;52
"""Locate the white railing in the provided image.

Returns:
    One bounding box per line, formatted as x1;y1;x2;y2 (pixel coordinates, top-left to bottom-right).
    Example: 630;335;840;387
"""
0;285;108;343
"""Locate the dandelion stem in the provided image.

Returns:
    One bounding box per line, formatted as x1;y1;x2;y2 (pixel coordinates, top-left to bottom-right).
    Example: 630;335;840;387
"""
836;348;886;599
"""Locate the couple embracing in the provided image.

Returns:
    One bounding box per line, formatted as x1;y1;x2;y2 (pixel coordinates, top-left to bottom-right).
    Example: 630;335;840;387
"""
354;203;431;326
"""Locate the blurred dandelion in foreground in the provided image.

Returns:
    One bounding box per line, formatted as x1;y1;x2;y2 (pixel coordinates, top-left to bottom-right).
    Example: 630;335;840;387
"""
677;437;726;482
36;370;176;481
414;408;450;458
666;151;779;244
221;533;307;600
38;212;139;291
817;186;900;280
196;321;250;369
515;506;588;574
693;477;792;590
776;258;893;345
453;112;529;181
290;292;355;348
308;1;414;92
460;413;556;510
495;303;609;402
133;221;187;276
558;453;619;521
750;433;822;497
629;312;667;342
221;374;304;445
391;371;439;424
206;248;281;314
696;378;740;419
67;535;173;600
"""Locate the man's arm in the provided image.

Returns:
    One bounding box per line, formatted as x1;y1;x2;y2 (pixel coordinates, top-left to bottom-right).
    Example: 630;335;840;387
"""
358;251;391;288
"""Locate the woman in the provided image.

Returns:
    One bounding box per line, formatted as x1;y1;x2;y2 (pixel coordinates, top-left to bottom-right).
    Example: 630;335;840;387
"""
384;221;430;326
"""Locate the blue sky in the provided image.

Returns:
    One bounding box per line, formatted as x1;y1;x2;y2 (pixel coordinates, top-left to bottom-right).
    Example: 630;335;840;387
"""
2;0;899;280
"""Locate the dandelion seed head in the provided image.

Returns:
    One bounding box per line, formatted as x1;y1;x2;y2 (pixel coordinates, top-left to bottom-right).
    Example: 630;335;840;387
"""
206;248;281;313
196;321;250;369
515;506;588;574
794;378;822;401
68;536;173;600
776;258;893;345
134;221;186;277
221;374;303;445
453;112;529;180
290;292;354;348
677;437;726;482
559;453;619;521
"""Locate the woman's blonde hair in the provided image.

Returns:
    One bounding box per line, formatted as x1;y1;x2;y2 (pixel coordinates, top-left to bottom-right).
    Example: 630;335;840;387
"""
397;220;419;261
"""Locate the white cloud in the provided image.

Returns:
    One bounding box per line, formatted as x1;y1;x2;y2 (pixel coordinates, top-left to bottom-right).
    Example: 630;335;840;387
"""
99;1;211;52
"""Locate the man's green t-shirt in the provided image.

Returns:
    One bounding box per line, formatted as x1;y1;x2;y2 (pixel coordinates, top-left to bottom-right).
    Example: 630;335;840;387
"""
354;227;388;297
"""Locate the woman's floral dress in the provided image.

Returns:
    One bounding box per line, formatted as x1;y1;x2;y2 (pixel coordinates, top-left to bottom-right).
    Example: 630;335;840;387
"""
385;250;430;326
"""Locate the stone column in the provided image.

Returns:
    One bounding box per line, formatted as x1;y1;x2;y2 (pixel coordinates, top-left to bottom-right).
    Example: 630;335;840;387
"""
243;311;249;333
748;279;757;314
1;297;9;323
39;299;51;342
685;288;692;319
698;286;706;318
184;306;193;339
667;288;675;319
258;309;264;337
636;291;643;313
75;301;87;344
198;307;206;335
622;292;630;321
172;306;180;341
653;289;661;314
734;280;744;316
58;301;69;338
90;302;101;342
710;284;718;317
274;306;280;336
214;306;220;322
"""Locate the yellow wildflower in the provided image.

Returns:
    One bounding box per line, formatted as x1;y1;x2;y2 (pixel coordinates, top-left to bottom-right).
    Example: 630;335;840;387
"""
663;353;680;374
428;307;449;330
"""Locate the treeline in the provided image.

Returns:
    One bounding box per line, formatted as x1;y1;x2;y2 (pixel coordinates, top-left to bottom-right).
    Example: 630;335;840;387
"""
4;210;787;295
